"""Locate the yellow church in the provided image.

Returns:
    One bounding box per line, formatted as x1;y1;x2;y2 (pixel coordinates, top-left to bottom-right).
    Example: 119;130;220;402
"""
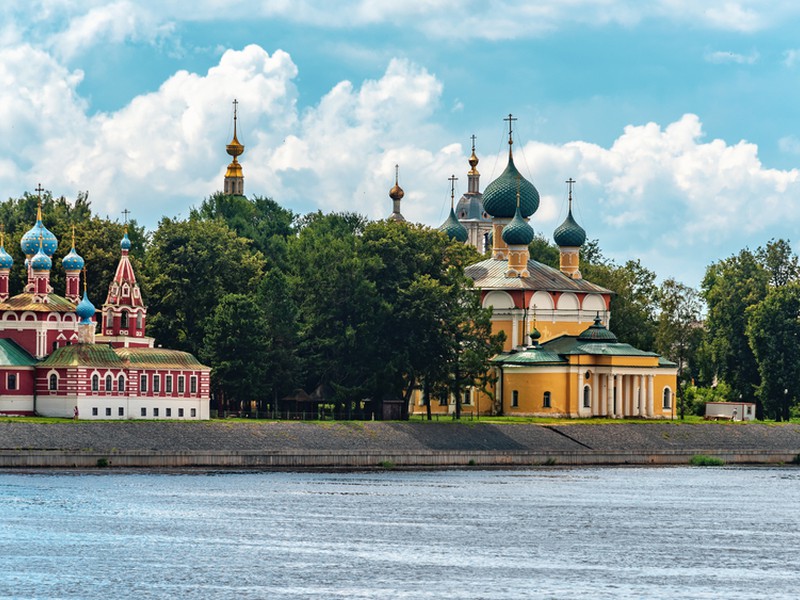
410;116;677;419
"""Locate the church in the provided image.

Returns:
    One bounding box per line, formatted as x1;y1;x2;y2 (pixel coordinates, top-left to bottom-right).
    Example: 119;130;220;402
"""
0;202;210;419
406;116;678;418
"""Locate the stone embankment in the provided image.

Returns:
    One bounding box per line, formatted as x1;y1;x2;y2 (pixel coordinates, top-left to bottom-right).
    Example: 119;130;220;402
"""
1;421;800;468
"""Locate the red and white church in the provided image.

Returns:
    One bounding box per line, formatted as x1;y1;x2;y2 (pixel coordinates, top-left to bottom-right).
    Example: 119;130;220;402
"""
0;206;210;419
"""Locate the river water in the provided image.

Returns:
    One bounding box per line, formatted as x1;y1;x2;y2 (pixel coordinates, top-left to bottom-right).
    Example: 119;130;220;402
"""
1;467;798;599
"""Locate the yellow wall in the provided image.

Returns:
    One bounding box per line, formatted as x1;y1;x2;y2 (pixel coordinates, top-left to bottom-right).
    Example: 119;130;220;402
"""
502;368;573;416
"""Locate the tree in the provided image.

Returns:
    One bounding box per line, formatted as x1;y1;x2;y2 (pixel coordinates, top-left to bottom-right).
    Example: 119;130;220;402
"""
144;217;265;357
757;238;799;288
528;235;560;269
702;249;769;411
746;284;800;421
202;294;270;416
655;278;703;418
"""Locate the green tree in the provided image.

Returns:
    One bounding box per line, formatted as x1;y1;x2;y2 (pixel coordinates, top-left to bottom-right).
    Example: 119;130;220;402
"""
202;293;270;416
528;235;560;269
144;217;265;356
701;248;769;411
655;278;704;418
746;284;800;421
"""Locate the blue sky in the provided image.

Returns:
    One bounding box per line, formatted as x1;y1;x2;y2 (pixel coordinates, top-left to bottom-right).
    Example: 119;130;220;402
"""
4;1;800;288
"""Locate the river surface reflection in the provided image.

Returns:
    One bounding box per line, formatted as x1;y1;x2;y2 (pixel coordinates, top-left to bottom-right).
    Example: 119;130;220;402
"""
1;467;798;599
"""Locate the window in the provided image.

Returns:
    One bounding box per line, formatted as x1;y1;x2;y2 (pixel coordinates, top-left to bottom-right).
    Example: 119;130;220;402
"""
190;376;197;394
746;405;753;416
438;393;448;406
141;407;146;417
663;388;672;409
178;376;185;394
140;374;147;393
105;374;112;392
583;385;591;409
7;373;16;390
92;407;98;416
543;391;551;408
120;311;129;329
52;341;58;352
118;375;125;393
153;407;159;417
137;313;143;330
92;374;99;392
153;375;160;393
165;375;173;394
105;407;111;416
463;390;471;405
166;408;172;417
190;408;196;417
178;408;184;417
49;373;57;391
512;390;519;407
118;407;124;417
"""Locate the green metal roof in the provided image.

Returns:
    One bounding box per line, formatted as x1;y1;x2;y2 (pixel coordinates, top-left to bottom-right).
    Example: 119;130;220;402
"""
542;335;660;358
0;338;37;367
553;208;586;247
0;293;76;313
115;347;209;370
501;205;535;246
492;346;566;366
482;154;539;218
439;207;468;242
40;344;125;368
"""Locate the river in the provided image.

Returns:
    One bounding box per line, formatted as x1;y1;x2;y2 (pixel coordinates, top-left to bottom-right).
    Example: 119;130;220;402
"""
1;467;797;599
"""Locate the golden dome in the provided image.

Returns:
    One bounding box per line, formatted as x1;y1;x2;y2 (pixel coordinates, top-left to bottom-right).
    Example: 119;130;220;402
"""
468;135;480;175
389;164;404;200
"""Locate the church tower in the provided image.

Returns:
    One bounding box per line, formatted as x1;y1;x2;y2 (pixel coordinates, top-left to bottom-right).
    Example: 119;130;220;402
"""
20;190;58;302
455;136;492;252
387;165;406;222
553;178;587;279
0;230;13;303
439;175;468;242
62;227;85;304
224;99;245;196
99;225;153;348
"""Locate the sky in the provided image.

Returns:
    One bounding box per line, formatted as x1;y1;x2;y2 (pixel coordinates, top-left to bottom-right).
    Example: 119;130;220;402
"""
3;1;800;288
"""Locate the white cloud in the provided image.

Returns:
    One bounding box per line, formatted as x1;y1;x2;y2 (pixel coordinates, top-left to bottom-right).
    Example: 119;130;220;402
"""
704;50;759;64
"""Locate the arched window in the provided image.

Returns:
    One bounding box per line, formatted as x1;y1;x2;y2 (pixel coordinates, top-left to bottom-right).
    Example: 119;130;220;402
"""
120;311;129;329
663;388;672;409
136;313;143;330
105;311;113;329
543;391;551;408
105;374;112;392
583;385;591;408
92;374;99;391
118;375;125;393
49;373;57;391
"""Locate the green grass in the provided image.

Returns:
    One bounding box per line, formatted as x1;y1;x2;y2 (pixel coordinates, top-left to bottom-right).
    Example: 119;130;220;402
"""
689;454;725;466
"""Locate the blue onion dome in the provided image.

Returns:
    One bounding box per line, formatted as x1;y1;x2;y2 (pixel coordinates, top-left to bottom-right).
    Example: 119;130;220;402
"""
482;155;539;219
501;205;534;246
62;246;84;271
439;207;468;242
30;246;52;271
554;208;586;247
577;315;618;343
0;245;13;269
20;212;58;257
75;290;96;324
120;231;131;250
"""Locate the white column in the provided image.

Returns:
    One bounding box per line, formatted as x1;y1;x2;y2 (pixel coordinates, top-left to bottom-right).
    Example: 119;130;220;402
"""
576;371;582;416
592;372;599;416
633;376;640;417
647;375;655;417
511;312;519;348
600;375;607;416
606;374;613;417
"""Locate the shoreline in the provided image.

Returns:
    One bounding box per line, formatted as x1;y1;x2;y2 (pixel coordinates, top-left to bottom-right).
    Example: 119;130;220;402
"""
2;420;800;468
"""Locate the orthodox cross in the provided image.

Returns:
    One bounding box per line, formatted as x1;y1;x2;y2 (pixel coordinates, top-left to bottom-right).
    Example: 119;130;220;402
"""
565;177;576;209
35;183;45;210
233;98;238;121
470;134;477;151
448;174;458;207
394;164;399;185
122;209;130;225
504;113;517;146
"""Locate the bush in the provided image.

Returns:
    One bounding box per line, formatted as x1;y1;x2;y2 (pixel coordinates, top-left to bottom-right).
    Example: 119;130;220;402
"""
96;458;109;468
689;454;724;466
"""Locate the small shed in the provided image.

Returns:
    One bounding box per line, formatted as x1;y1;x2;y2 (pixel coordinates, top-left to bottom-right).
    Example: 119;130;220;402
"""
704;401;756;421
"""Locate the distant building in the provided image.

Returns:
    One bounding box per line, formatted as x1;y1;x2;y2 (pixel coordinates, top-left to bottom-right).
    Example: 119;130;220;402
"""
415;116;677;418
0;204;210;419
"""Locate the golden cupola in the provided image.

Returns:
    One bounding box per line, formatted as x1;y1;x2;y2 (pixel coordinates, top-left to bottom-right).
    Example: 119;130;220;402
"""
224;99;245;196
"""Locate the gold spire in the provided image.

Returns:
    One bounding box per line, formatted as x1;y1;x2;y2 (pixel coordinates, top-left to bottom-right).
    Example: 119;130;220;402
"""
83;267;87;292
71;225;76;249
226;98;245;161
389;164;404;200
468;134;480;176
35;183;44;221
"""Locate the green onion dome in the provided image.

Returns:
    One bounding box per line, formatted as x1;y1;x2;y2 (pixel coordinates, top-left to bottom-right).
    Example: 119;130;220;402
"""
554;207;586;247
30;246;52;271
62;246;84;271
482;155;539;218
501;205;534;246
21;218;58;257
577;316;617;343
120;232;131;251
439;207;468;242
75;290;96;324
529;327;541;345
0;246;13;269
